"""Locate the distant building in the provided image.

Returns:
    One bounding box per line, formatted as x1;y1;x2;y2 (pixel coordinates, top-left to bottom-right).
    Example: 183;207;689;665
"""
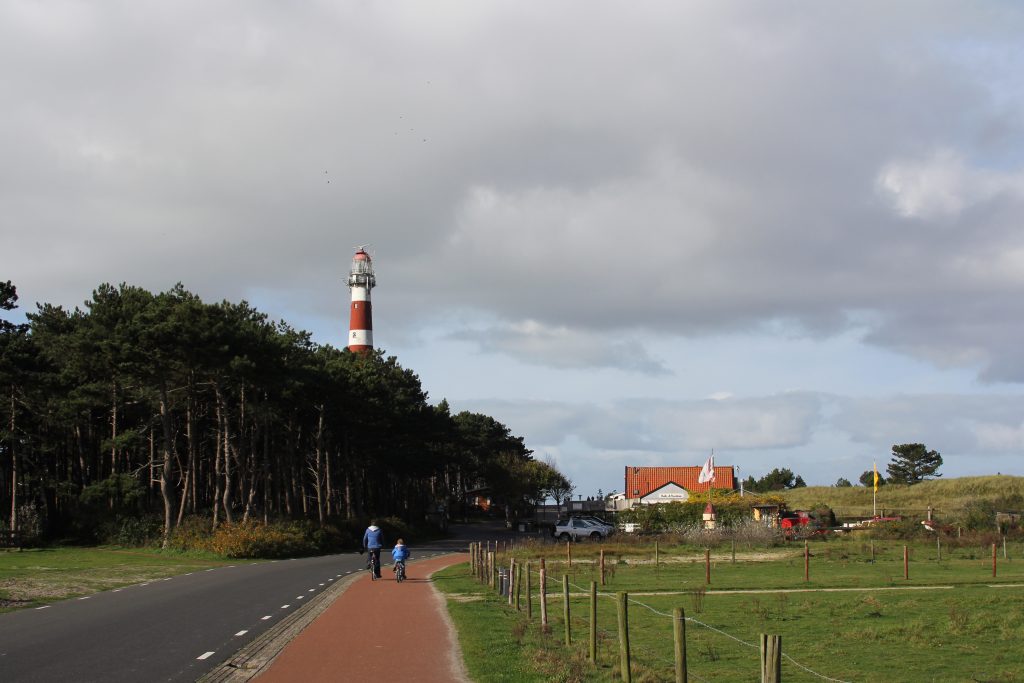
624;466;736;506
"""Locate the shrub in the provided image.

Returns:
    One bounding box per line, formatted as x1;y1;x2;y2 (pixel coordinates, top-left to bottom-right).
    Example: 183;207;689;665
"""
617;494;789;536
866;517;926;540
204;520;321;558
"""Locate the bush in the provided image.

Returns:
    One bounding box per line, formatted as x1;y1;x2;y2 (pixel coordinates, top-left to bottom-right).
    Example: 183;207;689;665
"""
105;514;163;546
617;494;788;534
865;517;926;540
204;520;320;558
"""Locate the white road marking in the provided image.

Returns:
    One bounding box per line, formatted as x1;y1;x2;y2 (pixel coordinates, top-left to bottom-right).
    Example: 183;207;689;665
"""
36;605;50;610
235;630;248;637
261;615;272;621
163;577;172;581
113;589;121;593
281;605;290;609
308;588;315;592
206;569;215;572
297;596;304;600
197;652;215;660
319;583;325;586
185;572;193;576
78;596;90;600
140;583;149;587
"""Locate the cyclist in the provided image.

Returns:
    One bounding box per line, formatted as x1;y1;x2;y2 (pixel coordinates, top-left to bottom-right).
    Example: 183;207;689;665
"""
391;538;410;580
362;521;384;579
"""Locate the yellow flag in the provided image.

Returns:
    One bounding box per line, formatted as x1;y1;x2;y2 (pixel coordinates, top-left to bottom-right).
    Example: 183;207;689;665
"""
873;462;879;493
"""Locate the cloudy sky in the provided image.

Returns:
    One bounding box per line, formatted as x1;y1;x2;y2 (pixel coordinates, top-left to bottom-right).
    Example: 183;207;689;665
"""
4;1;1024;497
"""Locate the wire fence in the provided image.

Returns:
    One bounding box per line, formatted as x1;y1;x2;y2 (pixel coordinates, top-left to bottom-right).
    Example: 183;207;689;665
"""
469;540;855;682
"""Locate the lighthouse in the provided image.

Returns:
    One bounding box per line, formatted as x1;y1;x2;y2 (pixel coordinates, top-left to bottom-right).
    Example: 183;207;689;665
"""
347;247;375;353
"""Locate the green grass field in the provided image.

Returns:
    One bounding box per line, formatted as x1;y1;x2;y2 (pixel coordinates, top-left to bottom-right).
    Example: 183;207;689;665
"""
436;537;1024;682
0;546;242;611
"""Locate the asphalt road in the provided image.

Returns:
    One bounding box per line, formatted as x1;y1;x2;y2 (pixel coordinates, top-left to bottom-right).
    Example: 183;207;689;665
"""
0;528;502;683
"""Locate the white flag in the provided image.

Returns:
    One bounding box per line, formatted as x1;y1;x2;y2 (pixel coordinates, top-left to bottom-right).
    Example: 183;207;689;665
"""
698;453;716;484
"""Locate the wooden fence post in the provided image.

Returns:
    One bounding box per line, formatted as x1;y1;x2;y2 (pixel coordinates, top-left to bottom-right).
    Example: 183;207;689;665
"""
567;540;572;567
993;543;998;577
936;536;941;562
589;581;597;662
673;607;687;683
540;567;548;628
760;633;782;683
526;562;533;619
731;539;736;564
704;549;711;585
563;574;572;646
516;563;523;610
616;592;631;682
804;541;809;582
870;540;875;563
600;549;606;586
509;558;517;606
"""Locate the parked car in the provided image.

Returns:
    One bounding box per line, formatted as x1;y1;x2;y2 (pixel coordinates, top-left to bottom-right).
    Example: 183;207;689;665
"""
553;517;614;541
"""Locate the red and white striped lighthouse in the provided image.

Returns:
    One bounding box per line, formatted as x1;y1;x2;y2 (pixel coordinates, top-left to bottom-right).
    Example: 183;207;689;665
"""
347;247;375;353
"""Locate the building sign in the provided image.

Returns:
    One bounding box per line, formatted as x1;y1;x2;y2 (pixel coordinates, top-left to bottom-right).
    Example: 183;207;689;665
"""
639;482;690;504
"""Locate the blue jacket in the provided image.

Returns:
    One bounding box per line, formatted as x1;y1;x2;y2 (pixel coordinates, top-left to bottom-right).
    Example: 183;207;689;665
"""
391;543;409;562
363;525;384;550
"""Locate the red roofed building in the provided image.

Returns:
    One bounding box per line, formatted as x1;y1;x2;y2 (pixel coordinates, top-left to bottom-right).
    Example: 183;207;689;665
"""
624;466;736;505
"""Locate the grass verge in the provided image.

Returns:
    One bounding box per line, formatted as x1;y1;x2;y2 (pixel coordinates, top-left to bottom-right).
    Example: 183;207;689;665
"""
0;546;243;611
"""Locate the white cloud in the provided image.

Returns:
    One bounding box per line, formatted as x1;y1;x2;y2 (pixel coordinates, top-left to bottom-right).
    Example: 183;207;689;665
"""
877;149;1024;219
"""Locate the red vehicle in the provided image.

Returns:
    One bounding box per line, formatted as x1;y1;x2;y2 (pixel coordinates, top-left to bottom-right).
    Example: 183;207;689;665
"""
780;510;812;533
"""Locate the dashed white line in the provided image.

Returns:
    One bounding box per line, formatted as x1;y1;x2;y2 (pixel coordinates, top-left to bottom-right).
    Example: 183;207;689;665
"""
162;577;172;581
235;630;248;637
297;596;304;600
319;583;325;586
78;596;90;601
308;589;315;592
281;604;290;609
261;615;272;621
36;605;50;610
197;651;215;660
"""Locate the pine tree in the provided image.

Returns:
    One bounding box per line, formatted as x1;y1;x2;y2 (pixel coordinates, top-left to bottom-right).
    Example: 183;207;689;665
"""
886;443;942;485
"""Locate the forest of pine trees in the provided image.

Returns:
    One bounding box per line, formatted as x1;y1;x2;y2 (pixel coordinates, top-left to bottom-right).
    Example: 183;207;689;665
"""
0;280;570;548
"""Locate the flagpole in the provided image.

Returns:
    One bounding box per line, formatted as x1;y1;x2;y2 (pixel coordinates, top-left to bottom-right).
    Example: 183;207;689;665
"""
872;461;878;518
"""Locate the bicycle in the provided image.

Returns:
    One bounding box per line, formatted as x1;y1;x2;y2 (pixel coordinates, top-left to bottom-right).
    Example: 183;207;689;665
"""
367;549;380;581
394;559;406;583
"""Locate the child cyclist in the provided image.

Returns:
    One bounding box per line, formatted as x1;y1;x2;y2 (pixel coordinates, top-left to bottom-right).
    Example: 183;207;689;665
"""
391;538;410;579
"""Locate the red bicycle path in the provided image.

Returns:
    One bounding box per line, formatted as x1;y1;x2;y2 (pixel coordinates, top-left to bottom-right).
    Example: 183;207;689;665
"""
256;552;471;683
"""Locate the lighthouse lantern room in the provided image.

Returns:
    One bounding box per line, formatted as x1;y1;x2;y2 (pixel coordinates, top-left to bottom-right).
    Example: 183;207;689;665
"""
347;247;375;353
